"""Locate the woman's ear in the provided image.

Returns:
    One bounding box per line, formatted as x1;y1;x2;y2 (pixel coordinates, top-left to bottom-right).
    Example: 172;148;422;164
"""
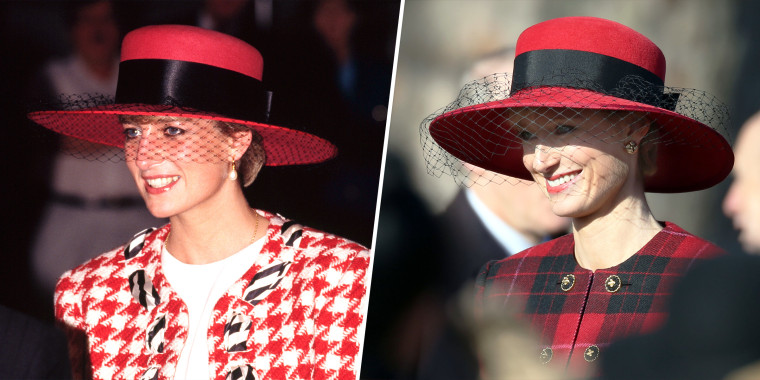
627;118;651;144
229;130;253;161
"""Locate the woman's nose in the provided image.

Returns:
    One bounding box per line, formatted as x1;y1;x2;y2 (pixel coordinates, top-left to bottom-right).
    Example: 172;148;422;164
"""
723;181;740;218
133;134;162;170
531;143;561;173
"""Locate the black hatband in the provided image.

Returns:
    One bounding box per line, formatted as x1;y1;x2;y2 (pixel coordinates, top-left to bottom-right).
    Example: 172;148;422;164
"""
511;49;677;110
116;59;272;122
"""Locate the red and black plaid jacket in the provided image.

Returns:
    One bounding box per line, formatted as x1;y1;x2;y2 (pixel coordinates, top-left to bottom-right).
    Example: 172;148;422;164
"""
475;222;724;377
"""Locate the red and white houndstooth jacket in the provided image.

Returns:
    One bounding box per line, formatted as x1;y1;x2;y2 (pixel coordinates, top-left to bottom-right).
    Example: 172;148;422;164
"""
55;210;370;380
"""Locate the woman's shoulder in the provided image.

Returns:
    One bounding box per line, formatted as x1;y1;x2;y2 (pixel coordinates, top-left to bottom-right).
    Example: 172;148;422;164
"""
264;211;368;253
478;234;575;281
59;225;167;280
502;233;575;262
300;226;368;252
262;212;370;285
58;243;126;281
655;221;726;258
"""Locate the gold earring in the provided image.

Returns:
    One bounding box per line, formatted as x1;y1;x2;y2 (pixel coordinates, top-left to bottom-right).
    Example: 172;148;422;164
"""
624;141;638;154
229;161;238;181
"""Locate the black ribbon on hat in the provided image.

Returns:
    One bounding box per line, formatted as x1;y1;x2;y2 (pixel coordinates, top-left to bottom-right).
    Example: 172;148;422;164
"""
511;49;679;111
116;59;272;123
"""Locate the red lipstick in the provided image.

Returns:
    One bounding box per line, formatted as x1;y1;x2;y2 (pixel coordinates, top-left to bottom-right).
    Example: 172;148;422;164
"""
545;170;582;194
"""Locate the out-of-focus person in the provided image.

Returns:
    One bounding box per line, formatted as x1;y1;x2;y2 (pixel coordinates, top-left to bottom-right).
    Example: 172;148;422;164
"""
0;303;71;379
435;47;570;299
601;253;760;380
359;153;444;380
418;48;569;380
418;174;570;380
723;110;760;253
29;0;161;306
437;169;570;296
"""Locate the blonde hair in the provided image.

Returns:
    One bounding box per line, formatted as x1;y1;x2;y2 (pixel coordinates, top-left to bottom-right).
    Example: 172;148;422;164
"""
217;121;266;187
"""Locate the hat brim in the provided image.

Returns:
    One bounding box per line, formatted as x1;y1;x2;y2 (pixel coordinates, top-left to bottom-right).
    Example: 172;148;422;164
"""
429;87;733;193
28;105;337;166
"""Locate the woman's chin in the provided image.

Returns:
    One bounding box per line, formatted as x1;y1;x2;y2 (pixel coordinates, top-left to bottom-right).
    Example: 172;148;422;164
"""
548;196;576;217
144;204;177;219
549;201;588;220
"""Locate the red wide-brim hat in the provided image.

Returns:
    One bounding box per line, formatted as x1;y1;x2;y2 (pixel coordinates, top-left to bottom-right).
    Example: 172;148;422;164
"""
28;24;337;166
425;17;733;193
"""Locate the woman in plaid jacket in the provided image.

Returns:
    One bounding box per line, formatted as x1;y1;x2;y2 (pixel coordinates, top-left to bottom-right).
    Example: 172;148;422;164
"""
29;25;369;380
422;17;733;378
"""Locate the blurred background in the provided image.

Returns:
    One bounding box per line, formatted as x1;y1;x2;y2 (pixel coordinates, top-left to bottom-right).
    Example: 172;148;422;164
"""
0;0;399;322
364;0;760;379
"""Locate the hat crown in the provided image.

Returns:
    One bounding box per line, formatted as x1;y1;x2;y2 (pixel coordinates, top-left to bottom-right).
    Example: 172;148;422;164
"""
28;25;338;168
120;24;264;80
515;16;665;81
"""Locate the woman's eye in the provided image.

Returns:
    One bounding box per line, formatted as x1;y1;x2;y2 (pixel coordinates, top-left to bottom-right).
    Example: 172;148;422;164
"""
517;130;535;141
554;125;576;135
123;128;141;139
164;126;185;136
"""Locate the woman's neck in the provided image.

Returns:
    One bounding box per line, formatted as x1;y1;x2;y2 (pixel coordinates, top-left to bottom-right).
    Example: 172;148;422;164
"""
571;194;662;271
165;186;267;265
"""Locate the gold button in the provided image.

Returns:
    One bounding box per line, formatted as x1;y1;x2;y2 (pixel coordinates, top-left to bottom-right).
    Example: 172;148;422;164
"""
539;347;553;364
560;274;575;292
584;345;600;362
605;275;622;293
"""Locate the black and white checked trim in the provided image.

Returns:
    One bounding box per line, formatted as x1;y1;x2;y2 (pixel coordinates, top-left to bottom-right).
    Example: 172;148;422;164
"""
145;314;166;353
224;313;252;352
124;227;155;260
139;366;159;380
243;261;292;306
280;221;303;248
226;364;257;380
129;270;161;310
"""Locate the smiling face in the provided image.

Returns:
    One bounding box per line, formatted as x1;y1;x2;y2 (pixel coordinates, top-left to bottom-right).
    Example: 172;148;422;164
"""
122;116;247;218
514;108;646;220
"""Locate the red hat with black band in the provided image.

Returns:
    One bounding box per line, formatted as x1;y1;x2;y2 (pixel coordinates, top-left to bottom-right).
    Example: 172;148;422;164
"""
423;16;733;193
28;24;337;166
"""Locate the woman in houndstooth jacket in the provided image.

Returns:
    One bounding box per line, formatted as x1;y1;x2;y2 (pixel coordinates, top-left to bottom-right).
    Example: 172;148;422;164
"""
422;16;733;379
29;25;369;380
